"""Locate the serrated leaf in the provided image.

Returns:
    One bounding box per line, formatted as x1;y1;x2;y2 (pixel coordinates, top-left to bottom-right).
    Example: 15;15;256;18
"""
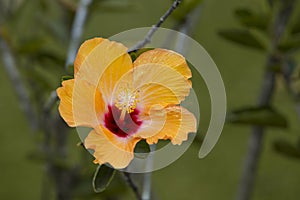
226;106;288;128
273;139;300;159
234;8;270;31
93;165;116;193
218;29;266;50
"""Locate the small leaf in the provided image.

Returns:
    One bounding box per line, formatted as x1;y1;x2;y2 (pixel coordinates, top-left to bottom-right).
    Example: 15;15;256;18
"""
93;165;116;193
134;140;150;159
273;139;300;159
227;106;288;128
134;140;150;153
291;18;300;35
278;35;300;53
234;8;270;31
61;75;74;82
218;29;266;50
129;48;153;62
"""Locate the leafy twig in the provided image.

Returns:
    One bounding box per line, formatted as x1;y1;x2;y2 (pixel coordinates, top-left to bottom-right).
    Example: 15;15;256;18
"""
129;0;182;51
236;1;296;200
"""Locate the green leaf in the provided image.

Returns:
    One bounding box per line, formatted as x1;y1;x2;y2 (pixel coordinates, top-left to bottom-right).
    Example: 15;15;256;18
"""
91;0;136;13
134;140;150;159
17;38;46;54
278;35;300;53
291;18;300;35
61;75;74;82
129;48;154;62
27;150;47;163
273;139;300;159
226;106;288;128
134;140;150;153
218;29;266;50
93;165;116;193
234;8;270;31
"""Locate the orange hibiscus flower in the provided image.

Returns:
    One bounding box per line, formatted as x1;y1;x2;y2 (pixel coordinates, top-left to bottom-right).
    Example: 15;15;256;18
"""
57;38;197;169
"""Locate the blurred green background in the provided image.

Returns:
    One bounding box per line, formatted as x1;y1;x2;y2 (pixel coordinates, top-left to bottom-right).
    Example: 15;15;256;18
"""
1;0;300;199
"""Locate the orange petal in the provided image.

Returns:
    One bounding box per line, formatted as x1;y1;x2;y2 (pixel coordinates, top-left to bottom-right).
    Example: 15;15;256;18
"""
85;127;141;169
75;39;131;89
146;106;197;145
56;79;105;128
134;48;192;81
74;37;105;75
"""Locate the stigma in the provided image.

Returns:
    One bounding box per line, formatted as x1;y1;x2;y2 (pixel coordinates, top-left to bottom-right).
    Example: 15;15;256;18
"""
115;87;139;120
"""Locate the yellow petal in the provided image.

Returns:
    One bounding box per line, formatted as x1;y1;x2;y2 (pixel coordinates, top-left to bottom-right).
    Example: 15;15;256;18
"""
75;39;131;89
98;51;133;104
56;79;105;128
56;79;75;126
146;106;197;145
134;105;167;138
74;37;105;75
137;83;180;112
114;63;191;112
134;48;192;80
85;127;141;169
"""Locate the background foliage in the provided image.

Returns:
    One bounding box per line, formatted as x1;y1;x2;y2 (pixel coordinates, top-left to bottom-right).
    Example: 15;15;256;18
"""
0;0;300;199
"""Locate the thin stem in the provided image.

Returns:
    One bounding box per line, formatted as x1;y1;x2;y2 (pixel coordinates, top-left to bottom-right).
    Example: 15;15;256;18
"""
123;172;142;200
0;36;38;130
129;0;182;52
43;0;93;112
175;5;202;54
142;144;156;200
42;0;93;199
65;0;93;68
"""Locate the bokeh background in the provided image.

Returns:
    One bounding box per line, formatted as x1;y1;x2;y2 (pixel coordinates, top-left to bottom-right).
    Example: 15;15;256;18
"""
1;0;300;199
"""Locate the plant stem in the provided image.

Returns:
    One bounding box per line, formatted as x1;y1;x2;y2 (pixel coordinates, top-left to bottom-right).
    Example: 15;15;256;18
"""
65;0;93;68
123;172;142;200
142;144;156;200
43;0;93;112
128;0;182;51
236;1;295;200
0;36;38;130
175;5;202;54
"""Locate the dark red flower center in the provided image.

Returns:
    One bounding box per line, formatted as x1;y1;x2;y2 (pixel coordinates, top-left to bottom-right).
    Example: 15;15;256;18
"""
104;105;142;138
